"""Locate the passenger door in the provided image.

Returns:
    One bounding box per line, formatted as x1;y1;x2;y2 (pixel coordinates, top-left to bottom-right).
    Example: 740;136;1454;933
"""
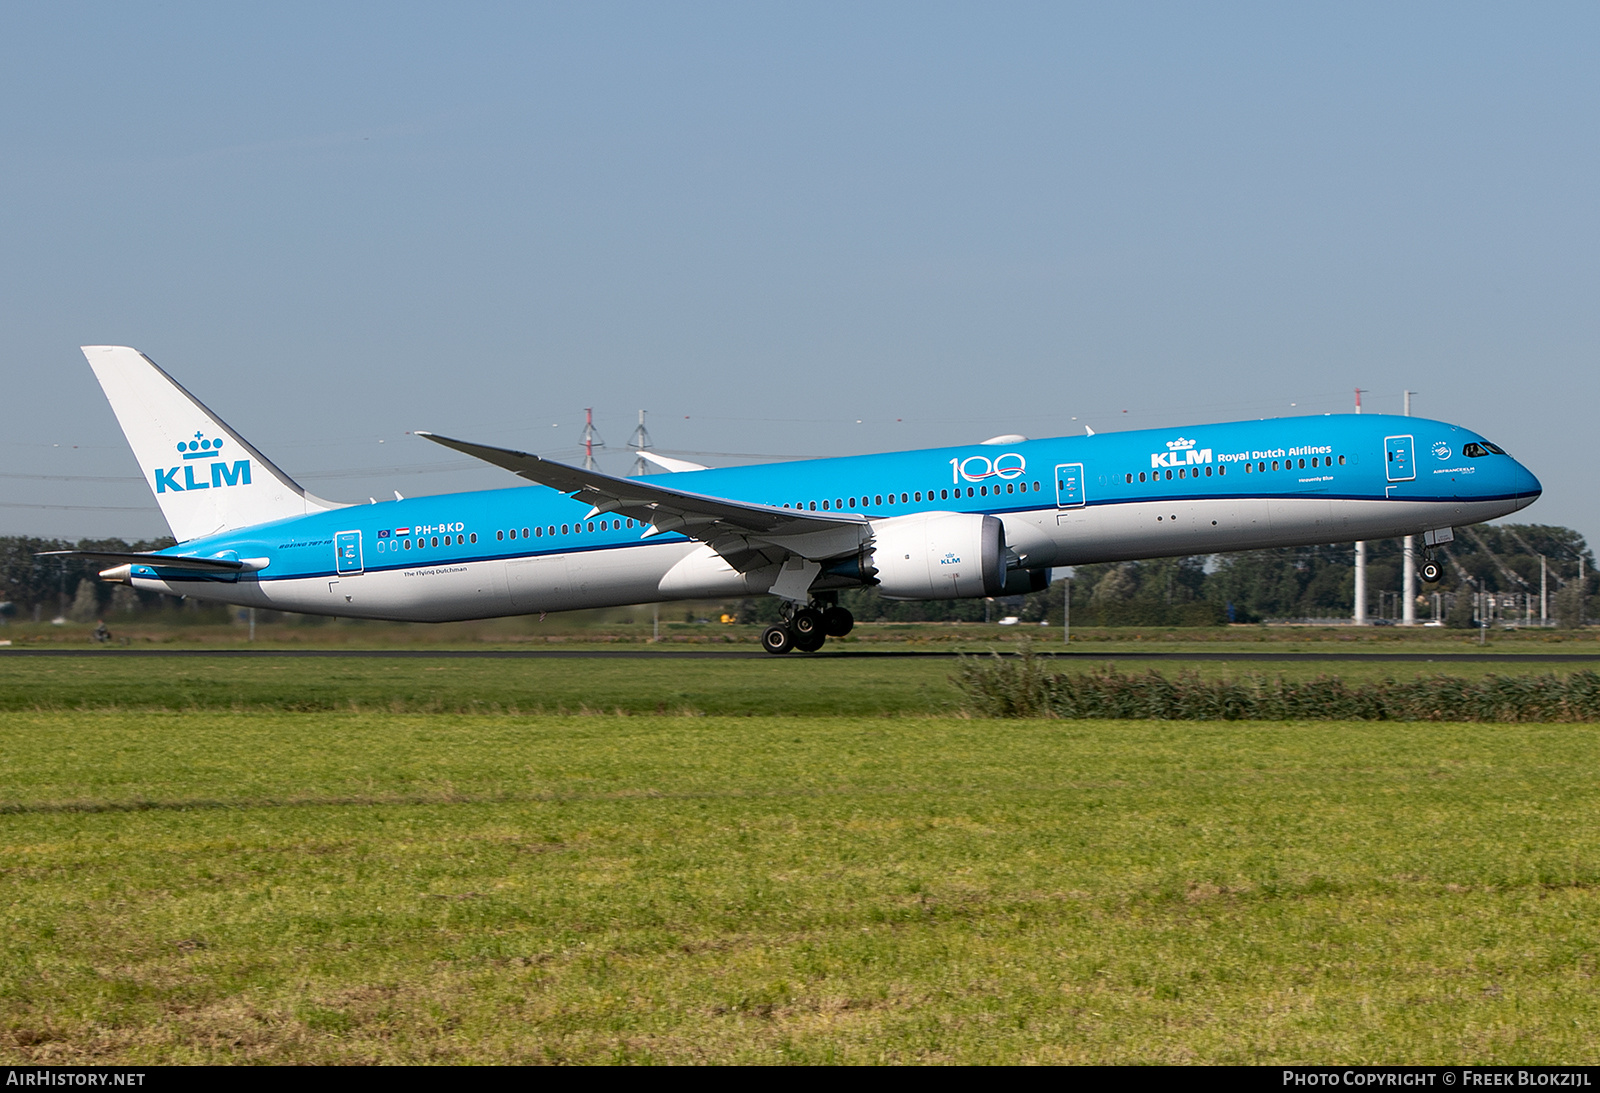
1384;435;1415;482
1055;463;1086;509
334;531;364;575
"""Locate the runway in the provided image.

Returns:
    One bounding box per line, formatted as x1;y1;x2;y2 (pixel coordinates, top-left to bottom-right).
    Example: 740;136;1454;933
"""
5;648;1600;663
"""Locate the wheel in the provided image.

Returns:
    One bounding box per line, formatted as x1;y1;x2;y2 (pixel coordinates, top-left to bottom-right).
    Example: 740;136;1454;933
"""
794;630;826;653
1421;561;1443;584
791;607;824;641
761;624;795;654
821;605;854;637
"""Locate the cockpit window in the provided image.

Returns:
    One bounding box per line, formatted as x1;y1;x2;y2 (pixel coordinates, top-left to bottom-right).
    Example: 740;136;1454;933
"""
1484;441;1506;455
1463;441;1506;458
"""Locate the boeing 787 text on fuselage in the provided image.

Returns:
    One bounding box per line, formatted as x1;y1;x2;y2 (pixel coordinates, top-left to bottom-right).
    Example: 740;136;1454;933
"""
48;346;1542;653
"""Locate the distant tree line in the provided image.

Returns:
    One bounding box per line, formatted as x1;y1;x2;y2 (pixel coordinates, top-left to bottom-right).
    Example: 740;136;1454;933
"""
0;536;174;623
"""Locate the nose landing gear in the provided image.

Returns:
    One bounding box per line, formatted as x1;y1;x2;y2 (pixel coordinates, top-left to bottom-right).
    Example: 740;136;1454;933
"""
760;602;854;654
1420;549;1443;584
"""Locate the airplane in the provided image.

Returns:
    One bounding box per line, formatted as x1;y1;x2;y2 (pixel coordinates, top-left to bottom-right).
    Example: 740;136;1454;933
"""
45;346;1542;653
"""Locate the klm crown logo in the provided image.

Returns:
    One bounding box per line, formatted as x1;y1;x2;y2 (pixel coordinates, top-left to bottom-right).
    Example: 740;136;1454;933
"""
154;431;251;493
1166;437;1197;451
179;432;226;459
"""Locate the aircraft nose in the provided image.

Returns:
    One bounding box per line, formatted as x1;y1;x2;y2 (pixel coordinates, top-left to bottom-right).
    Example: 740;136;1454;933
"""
1513;461;1542;509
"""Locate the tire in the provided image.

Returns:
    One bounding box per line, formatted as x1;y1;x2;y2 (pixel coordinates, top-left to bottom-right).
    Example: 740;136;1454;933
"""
794;631;826;652
791;608;824;640
821;605;854;637
761;625;795;654
1421;561;1443;584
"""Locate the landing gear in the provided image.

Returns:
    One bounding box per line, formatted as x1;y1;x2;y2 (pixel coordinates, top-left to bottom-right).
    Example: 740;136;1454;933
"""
791;607;825;643
759;603;855;654
1421;560;1443;584
821;605;854;637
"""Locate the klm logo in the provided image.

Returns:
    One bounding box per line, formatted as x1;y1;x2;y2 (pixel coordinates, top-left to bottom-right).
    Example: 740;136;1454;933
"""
1150;436;1212;469
154;431;251;493
939;552;962;566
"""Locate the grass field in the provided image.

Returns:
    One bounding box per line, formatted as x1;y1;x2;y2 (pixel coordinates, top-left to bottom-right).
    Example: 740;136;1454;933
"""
3;654;1600;1063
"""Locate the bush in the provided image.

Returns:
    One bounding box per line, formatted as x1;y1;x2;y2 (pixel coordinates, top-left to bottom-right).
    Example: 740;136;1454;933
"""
954;645;1600;721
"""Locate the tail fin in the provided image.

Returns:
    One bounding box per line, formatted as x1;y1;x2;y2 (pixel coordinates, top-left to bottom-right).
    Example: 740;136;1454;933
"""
82;346;342;542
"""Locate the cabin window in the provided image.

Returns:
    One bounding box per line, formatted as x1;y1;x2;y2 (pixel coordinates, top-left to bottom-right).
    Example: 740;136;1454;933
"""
522;528;529;539
1272;461;1279;471
509;529;517;540
534;526;542;537
1218;465;1225;476
1165;469;1173;480
404;539;412;550
1178;468;1186;479
821;500;830;510
913;492;921;502
469;533;477;544
1138;472;1146;482
1206;465;1213;476
496;530;504;540
849;497;857;508
561;524;569;534
1298;458;1305;469
836;498;843;509
586;521;595;532
1338;455;1346;465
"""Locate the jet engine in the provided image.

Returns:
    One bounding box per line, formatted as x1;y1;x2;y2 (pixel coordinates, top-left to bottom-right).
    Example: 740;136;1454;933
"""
864;512;1006;599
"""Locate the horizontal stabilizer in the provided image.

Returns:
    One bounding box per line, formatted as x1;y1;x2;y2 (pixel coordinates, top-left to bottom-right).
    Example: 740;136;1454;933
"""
36;550;265;573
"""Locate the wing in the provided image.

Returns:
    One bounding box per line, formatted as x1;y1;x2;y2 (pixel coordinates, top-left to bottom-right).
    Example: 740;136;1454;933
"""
416;432;869;571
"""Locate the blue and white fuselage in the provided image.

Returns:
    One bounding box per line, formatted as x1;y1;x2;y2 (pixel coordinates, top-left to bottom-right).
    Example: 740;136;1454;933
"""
62;347;1541;649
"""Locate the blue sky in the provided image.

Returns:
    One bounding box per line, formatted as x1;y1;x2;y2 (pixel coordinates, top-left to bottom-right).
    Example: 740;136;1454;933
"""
3;3;1596;546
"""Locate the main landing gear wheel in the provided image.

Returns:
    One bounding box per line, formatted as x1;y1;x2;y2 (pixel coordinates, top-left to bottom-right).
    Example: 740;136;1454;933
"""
821;606;854;637
794;630;826;653
761;625;795;655
791;608;824;643
1421;561;1443;584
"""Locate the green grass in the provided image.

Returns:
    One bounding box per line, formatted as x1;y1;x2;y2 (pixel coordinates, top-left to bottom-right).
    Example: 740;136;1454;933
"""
3;653;1600;717
3;703;1600;1063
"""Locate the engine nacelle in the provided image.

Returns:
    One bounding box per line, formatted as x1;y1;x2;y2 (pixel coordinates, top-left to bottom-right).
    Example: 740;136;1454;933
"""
867;512;1005;599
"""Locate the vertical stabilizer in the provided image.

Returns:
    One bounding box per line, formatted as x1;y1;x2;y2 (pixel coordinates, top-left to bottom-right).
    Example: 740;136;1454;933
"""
82;346;342;542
